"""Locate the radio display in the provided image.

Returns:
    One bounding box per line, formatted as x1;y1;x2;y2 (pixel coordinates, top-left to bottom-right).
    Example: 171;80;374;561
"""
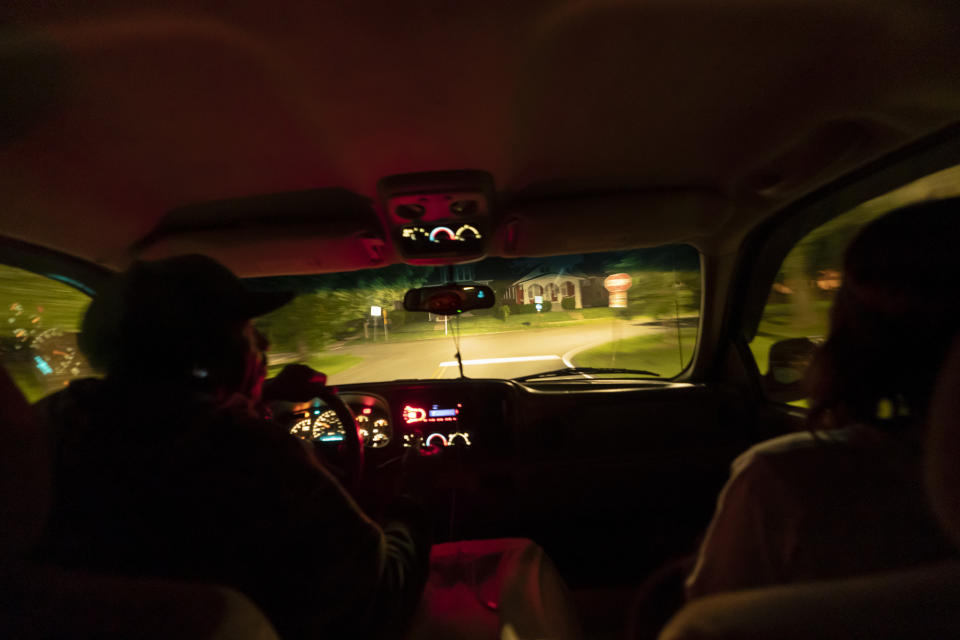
403;403;461;424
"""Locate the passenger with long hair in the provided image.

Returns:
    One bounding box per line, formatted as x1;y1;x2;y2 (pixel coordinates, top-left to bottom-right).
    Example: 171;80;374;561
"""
686;197;960;599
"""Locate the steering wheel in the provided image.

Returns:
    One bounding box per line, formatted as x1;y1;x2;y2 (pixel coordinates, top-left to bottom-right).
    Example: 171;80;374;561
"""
310;387;365;490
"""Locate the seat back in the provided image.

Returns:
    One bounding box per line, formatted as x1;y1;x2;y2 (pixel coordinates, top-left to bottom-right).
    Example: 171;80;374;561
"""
0;367;50;579
659;561;960;640
0;368;279;639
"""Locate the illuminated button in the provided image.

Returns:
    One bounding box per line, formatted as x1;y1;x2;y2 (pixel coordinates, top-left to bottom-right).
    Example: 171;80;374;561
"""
403;406;427;424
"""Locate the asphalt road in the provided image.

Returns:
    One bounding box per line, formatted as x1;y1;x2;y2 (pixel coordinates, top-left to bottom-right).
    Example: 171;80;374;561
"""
323;321;657;384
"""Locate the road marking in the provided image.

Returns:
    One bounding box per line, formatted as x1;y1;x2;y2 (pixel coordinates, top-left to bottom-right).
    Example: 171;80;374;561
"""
431;365;445;378
438;355;562;367
562;343;603;379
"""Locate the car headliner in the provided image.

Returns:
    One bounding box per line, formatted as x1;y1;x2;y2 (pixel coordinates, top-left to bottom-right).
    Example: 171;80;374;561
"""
1;0;959;277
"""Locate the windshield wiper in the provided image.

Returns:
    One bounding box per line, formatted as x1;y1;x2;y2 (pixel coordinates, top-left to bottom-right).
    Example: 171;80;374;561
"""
515;366;660;381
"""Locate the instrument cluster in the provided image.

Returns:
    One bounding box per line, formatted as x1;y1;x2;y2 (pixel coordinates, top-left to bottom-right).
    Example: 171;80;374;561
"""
287;393;476;453
287;393;392;448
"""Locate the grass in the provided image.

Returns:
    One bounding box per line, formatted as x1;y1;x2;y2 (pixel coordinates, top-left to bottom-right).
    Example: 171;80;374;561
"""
571;327;698;378
267;353;363;377
0;266;93;402
0;266;91;331
7;362;61;403
747;300;833;409
384;309;653;343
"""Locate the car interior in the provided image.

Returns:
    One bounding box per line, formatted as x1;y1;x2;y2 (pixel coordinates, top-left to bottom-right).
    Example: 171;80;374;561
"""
2;1;960;638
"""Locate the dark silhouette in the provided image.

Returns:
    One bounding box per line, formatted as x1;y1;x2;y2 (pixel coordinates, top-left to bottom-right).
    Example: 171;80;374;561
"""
35;255;430;640
686;198;960;600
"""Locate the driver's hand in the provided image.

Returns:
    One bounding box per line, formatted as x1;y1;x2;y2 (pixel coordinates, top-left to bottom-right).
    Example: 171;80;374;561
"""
262;364;328;404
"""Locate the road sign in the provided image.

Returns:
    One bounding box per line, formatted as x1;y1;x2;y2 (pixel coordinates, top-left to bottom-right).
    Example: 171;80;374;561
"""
603;273;633;292
604;273;632;308
370;305;382;317
534;295;543;304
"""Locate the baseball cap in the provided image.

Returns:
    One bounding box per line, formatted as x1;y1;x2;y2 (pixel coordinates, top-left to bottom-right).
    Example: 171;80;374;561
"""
79;255;294;374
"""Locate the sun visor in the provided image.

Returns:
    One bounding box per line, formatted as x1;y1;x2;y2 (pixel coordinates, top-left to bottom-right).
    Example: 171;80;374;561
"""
130;187;391;276
495;190;731;256
134;227;389;277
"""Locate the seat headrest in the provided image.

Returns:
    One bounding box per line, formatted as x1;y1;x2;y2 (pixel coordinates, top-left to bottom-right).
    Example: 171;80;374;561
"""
0;367;51;574
925;333;960;547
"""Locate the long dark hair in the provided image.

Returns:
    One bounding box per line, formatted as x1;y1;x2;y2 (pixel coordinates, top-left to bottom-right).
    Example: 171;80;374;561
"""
807;197;960;431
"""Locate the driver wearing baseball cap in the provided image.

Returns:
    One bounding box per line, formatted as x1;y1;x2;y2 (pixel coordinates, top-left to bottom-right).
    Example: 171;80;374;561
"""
36;255;430;640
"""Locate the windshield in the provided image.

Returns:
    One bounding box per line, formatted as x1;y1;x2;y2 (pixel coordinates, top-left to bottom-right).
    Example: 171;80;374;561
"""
248;245;700;383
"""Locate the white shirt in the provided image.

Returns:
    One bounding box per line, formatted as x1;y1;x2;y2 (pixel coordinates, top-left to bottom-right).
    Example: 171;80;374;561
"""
685;425;954;600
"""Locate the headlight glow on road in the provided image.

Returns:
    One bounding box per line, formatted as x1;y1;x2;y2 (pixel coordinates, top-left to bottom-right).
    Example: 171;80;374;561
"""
437;355;562;367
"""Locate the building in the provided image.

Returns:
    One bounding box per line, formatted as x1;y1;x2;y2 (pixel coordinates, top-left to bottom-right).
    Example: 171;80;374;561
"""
504;264;595;310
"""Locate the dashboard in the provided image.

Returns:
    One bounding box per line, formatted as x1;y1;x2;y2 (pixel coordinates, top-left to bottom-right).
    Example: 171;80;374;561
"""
282;378;701;457
285;392;479;452
283;380;519;457
276;377;735;584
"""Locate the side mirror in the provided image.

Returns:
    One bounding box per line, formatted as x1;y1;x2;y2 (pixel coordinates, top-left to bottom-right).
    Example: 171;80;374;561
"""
763;337;822;403
403;283;495;316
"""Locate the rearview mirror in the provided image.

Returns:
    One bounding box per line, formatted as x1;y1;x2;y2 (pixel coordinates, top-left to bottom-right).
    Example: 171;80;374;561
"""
763;337;822;403
403;284;495;316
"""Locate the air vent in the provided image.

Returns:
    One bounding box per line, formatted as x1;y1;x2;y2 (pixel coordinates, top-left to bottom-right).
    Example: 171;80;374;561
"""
395;203;426;220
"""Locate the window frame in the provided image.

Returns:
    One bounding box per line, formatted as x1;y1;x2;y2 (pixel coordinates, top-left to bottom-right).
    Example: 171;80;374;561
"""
720;125;960;407
0;237;112;297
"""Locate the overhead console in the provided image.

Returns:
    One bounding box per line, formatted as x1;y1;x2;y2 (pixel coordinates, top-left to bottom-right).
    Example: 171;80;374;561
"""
378;170;494;264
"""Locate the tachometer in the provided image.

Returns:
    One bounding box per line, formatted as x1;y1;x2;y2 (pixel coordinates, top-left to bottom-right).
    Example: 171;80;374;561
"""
290;417;313;440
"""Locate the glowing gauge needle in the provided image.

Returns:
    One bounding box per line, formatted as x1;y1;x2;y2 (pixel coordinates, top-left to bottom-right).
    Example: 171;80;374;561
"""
428;226;456;243
425;433;448;447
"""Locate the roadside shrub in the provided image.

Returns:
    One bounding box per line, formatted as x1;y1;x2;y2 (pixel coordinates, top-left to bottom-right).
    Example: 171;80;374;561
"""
469;306;496;317
561;297;576;310
508;301;554;314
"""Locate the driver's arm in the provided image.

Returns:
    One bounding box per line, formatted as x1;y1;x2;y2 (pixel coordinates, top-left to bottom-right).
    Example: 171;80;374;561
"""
227;418;430;640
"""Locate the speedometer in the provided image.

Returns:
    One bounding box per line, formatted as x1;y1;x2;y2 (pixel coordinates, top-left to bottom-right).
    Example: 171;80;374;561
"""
313;409;345;442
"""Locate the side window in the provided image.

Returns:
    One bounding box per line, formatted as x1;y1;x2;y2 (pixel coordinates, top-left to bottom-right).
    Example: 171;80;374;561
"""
0;265;94;402
749;164;960;398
